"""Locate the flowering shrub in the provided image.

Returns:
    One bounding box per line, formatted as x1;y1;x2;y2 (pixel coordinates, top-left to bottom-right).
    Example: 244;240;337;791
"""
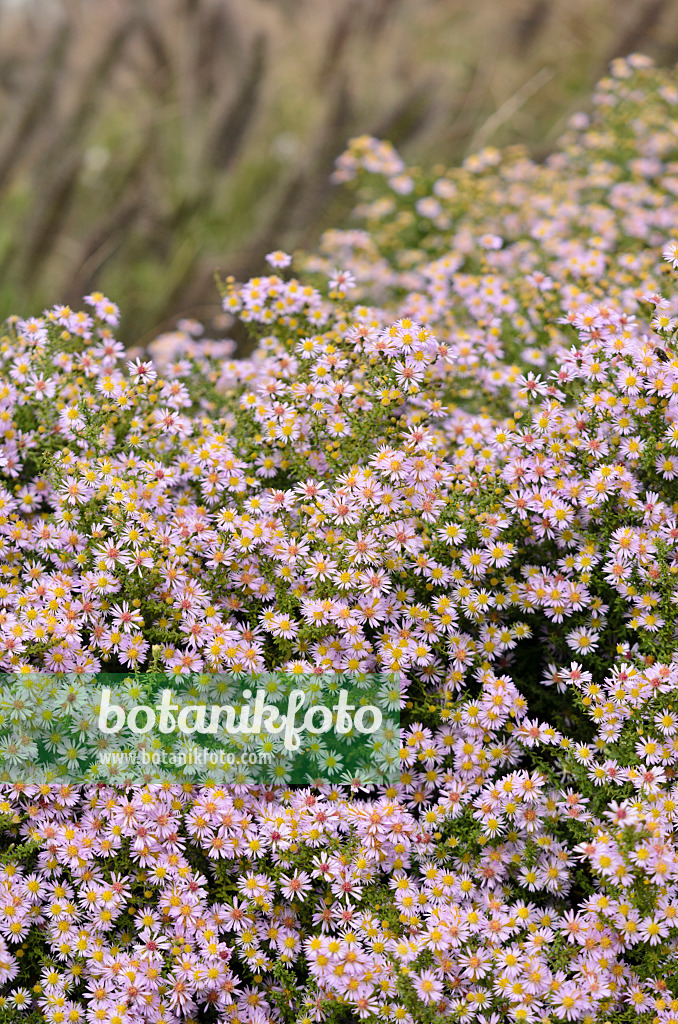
0;50;678;1024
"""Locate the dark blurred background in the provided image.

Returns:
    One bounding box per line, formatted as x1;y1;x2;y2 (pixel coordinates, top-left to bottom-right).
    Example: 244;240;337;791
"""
1;0;678;344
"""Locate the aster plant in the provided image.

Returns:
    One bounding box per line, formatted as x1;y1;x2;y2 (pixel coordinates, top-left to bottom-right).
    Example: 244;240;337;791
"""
0;51;677;1024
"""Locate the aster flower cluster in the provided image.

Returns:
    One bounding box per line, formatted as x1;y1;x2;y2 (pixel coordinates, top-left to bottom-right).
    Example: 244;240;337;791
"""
0;50;678;1024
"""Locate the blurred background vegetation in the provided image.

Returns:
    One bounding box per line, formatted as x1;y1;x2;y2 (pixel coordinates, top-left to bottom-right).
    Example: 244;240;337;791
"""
1;0;678;345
